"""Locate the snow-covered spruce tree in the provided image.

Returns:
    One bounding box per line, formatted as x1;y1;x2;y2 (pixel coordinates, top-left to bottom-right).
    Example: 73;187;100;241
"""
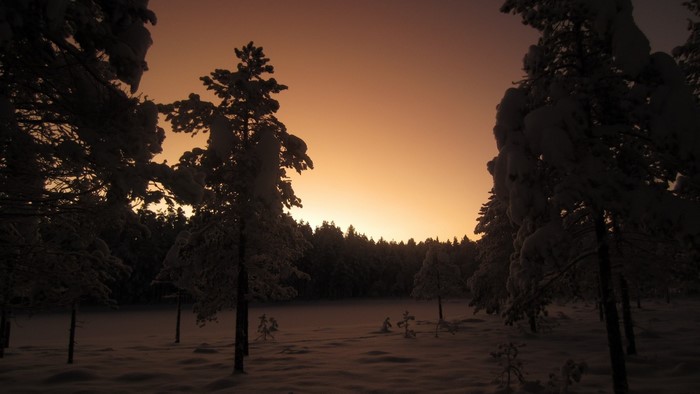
468;191;516;316
671;0;700;295
107;206;188;305
411;242;463;321
159;42;313;373
452;236;479;290
493;1;700;392
3;194;132;363
33;211;129;364
155;226;194;344
0;0;202;358
675;0;700;101
673;0;700;237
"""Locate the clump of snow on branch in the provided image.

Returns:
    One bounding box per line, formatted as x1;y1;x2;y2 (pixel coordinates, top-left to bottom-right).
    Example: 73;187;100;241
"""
492;88;527;151
105;2;157;92
648;52;700;162
609;6;649;77
44;0;69;31
491;87;548;226
523;45;544;78
207;114;235;161
577;0;650;77
491;90;546;227
523;97;586;168
253;128;281;206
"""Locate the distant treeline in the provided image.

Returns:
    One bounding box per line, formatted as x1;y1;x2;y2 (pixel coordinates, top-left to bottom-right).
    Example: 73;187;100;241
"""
106;209;478;305
102;205;700;311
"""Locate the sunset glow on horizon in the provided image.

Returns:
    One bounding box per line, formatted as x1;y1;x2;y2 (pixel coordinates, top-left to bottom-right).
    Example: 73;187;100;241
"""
139;0;689;242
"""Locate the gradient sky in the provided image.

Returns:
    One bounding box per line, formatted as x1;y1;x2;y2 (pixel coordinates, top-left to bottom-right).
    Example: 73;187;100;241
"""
139;0;691;243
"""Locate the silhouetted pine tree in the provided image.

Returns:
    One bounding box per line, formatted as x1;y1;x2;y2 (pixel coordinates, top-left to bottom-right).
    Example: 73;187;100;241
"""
159;42;312;373
0;0;197;360
411;242;463;321
493;1;700;392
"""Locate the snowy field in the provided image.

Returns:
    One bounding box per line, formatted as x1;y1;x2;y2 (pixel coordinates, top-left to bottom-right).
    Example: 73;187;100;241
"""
2;298;700;393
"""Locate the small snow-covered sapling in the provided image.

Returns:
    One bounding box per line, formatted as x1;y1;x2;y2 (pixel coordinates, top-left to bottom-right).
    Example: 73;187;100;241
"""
380;317;392;333
397;310;416;338
434;319;458;338
491;342;526;392
547;359;587;394
269;317;279;332
256;314;277;341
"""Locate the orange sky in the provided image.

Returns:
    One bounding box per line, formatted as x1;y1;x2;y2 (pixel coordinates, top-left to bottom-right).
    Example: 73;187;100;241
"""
139;0;690;243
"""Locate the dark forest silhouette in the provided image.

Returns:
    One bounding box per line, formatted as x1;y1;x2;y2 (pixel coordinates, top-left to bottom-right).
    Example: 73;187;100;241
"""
112;215;477;305
1;0;700;393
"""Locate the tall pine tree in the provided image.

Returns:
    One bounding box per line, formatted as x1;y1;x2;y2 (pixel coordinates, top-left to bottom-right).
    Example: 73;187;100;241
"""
0;0;201;359
159;42;312;373
491;1;700;392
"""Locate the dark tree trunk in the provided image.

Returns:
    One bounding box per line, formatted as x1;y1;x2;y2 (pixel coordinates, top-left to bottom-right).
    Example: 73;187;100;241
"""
67;302;77;364
665;287;671;304
234;267;247;373
636;283;642;309
0;305;7;358
234;219;248;374
528;311;537;334
175;289;182;344
595;214;628;394
619;275;637;355
243;288;249;357
436;266;444;321
597;282;605;322
2;317;8;349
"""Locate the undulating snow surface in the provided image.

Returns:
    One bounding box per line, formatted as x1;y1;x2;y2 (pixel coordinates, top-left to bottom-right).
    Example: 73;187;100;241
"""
2;298;700;393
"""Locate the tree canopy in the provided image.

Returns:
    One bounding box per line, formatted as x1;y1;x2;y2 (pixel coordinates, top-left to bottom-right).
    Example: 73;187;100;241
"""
0;0;205;360
158;42;313;373
489;1;700;392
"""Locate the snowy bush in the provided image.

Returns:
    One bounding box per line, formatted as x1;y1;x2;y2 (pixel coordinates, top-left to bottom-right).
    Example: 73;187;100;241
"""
380;317;392;333
256;314;278;341
546;359;587;394
491;342;526;392
397;310;416;338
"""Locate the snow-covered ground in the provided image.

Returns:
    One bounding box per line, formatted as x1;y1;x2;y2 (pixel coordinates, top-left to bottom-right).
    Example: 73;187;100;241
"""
2;298;699;393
